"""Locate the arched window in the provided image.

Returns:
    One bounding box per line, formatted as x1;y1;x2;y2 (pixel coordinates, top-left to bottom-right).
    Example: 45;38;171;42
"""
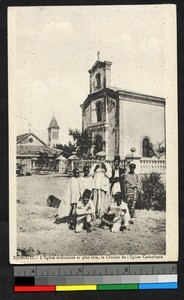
96;101;102;122
53;131;58;139
95;73;101;88
94;135;103;155
142;138;151;157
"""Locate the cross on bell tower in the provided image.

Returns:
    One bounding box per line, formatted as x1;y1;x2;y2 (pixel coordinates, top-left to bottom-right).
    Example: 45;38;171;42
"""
88;57;112;93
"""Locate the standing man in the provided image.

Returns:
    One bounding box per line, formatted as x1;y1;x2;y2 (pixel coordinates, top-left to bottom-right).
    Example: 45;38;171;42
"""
124;163;139;219
109;155;125;199
90;154;111;218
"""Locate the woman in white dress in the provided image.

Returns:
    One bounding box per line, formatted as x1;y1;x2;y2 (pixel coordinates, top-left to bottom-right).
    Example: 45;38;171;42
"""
90;155;111;218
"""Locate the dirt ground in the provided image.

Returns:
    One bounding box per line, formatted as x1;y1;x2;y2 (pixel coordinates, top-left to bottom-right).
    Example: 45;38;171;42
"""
16;175;166;257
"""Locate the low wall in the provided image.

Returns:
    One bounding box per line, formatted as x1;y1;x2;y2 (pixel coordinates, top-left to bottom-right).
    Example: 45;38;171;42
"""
68;158;166;176
140;158;166;174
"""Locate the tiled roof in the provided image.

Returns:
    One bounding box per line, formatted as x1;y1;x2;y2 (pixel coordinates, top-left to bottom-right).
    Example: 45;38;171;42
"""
17;145;62;156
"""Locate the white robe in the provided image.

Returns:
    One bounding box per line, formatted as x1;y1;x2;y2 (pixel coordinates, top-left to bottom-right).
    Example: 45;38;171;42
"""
90;162;112;192
57;177;82;218
79;176;93;195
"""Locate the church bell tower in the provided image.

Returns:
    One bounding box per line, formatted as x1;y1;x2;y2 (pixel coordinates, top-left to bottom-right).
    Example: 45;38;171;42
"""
48;115;60;148
88;55;112;94
81;56;113;159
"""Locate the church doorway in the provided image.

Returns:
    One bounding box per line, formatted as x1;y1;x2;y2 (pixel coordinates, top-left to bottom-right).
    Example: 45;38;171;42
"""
94;135;103;155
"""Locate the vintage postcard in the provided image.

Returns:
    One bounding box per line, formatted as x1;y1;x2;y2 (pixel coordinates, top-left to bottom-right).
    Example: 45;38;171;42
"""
9;5;178;264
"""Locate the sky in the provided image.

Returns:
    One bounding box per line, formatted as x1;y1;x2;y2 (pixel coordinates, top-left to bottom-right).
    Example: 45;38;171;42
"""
9;5;167;144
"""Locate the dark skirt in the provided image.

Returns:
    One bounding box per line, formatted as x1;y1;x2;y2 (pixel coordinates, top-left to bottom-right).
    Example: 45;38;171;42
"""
125;187;137;218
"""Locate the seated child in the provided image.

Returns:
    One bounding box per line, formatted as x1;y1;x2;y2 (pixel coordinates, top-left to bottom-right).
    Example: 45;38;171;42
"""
75;189;95;233
99;192;130;232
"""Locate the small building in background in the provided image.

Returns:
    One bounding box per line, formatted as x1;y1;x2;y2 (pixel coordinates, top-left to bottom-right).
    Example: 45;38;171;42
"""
16;132;66;175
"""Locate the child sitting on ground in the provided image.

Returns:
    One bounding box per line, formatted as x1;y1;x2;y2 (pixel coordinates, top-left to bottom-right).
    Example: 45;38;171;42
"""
75;189;95;233
99;192;130;232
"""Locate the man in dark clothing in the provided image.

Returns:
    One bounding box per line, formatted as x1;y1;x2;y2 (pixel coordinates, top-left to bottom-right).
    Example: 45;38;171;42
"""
109;155;125;199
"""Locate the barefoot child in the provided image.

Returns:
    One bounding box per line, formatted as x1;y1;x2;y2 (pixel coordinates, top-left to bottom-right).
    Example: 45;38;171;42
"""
68;168;81;229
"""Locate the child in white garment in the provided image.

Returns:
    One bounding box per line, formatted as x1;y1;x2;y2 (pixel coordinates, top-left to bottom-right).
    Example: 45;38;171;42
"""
69;168;81;215
55;168;81;229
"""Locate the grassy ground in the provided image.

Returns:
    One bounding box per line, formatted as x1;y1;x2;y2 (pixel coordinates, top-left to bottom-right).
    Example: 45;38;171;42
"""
17;175;166;257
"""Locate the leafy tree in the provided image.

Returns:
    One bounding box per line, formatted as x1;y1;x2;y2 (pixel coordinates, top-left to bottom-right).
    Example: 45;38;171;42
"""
69;128;92;158
55;129;92;158
36;152;58;170
149;141;166;159
136;173;166;211
37;152;50;169
55;142;76;159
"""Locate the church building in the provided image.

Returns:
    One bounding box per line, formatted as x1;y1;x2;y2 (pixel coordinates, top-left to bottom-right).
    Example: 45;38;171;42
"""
81;59;166;160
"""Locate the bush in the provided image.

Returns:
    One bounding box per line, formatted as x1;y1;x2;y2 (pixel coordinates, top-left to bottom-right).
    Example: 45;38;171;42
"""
136;173;166;211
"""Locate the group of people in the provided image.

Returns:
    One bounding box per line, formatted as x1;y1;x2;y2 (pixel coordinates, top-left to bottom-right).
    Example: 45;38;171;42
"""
56;155;139;234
